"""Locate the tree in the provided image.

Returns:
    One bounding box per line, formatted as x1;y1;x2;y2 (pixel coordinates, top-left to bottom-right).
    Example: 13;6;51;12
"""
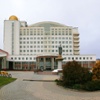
92;61;100;80
62;61;92;86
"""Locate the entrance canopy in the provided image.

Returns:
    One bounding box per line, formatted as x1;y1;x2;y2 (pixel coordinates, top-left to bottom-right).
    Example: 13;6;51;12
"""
36;55;58;70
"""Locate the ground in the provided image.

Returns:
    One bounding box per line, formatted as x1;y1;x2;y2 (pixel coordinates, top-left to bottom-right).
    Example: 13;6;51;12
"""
0;71;100;100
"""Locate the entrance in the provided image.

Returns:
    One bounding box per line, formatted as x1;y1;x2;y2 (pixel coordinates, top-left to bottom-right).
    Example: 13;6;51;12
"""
9;62;13;70
46;66;51;70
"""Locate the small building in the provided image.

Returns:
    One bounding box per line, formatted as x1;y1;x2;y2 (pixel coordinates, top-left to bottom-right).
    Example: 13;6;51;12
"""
0;49;8;70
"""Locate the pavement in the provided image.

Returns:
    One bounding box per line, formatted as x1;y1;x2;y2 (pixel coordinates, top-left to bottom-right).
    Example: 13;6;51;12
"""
0;71;100;100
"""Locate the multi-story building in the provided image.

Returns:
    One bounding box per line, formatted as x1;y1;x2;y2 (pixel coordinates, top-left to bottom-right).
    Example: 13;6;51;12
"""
3;15;96;70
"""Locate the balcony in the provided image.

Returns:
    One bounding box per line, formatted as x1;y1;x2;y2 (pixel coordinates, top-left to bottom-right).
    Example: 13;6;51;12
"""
73;37;79;39
74;48;80;51
73;44;79;47
74;52;80;55
73;40;79;43
73;33;79;36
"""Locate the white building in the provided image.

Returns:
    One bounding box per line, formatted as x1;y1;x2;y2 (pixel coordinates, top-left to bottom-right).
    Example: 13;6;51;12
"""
3;15;96;70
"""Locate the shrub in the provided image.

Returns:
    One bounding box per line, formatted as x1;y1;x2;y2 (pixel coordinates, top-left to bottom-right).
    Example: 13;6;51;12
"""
92;61;100;80
62;61;92;86
82;80;100;91
72;84;83;90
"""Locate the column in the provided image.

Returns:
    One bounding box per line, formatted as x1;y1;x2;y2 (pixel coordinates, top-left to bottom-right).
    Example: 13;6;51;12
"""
13;62;15;69
52;57;54;70
2;57;6;70
44;57;46;70
36;58;39;69
21;62;22;70
28;62;29;70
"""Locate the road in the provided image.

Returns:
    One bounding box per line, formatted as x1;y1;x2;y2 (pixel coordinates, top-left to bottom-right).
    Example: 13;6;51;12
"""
0;71;100;100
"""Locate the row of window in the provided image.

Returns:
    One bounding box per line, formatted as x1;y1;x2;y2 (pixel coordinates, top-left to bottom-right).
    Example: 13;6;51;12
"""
11;56;93;61
11;57;36;60
20;32;72;36
19;41;72;44
51;28;72;31
19;49;72;52
20;28;72;31
64;57;93;60
20;37;72;40
20;45;72;48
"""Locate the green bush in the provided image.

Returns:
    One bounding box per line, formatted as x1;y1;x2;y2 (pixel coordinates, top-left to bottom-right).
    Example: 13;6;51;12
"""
72;84;83;90
62;61;92;86
55;79;63;85
82;80;100;91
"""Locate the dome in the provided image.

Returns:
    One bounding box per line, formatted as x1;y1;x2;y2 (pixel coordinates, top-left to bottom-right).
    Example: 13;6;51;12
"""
9;15;18;20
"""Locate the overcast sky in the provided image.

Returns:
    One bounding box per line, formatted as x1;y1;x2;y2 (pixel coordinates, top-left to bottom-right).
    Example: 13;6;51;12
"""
0;0;100;58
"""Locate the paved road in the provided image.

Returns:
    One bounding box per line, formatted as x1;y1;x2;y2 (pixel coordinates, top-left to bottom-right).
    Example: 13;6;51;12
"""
0;71;100;100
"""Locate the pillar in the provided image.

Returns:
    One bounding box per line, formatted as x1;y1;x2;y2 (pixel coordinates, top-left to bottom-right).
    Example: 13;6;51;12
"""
13;62;15;69
52;57;54;70
44;57;46;70
21;62;22;70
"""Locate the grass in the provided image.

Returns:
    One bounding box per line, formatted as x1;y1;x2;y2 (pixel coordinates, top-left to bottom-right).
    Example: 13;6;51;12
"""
0;76;16;88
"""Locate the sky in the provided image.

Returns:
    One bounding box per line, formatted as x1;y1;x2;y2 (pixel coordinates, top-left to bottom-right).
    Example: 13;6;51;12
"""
0;0;100;58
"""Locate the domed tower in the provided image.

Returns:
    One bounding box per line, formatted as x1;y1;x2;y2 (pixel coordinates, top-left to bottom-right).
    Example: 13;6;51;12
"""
4;15;20;56
9;15;18;21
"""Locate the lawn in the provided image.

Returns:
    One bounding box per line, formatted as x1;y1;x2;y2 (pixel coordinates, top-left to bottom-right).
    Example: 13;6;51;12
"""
0;76;16;88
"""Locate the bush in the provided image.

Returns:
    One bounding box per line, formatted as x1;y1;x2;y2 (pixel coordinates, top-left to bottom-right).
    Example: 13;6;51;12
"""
82;80;100;91
72;84;83;90
55;79;63;85
92;61;100;80
62;61;92;86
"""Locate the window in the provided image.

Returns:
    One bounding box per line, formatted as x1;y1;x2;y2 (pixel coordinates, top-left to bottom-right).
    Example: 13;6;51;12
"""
52;50;54;52
66;50;68;52
83;57;85;60
30;50;33;52
41;50;43;52
66;41;68;43
87;57;88;59
20;50;22;52
68;57;70;60
70;50;72;52
30;41;33;44
69;33;72;35
90;57;92;59
69;41;72;44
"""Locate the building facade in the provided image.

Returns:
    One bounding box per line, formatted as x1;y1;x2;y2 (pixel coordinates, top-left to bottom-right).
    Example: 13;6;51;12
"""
0;49;8;70
3;15;96;70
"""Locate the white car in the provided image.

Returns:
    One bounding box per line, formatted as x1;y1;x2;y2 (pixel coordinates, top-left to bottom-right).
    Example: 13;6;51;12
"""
52;69;62;72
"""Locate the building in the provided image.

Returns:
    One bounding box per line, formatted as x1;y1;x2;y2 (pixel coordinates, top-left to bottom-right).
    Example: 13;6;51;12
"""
0;49;8;70
3;15;96;70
